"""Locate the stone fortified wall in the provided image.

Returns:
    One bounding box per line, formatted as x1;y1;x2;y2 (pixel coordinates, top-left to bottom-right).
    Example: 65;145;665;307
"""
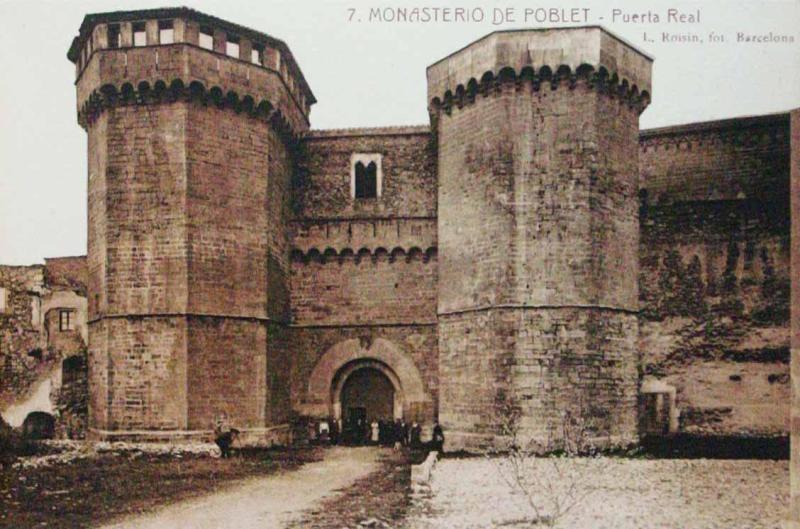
70;7;312;442
53;8;793;446
429;28;651;450
288;112;793;441
291;127;439;425
639;114;791;436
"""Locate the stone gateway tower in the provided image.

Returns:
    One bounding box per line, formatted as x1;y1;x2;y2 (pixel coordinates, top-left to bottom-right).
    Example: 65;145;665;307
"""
68;8;314;441
428;29;652;450
61;9;789;453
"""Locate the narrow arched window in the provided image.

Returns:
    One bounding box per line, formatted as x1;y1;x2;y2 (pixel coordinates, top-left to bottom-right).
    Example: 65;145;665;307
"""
355;162;377;199
365;162;378;197
351;154;382;199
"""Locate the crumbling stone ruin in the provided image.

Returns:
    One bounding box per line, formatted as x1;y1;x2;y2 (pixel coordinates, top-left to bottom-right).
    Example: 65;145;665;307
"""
0;7;793;450
0;257;88;438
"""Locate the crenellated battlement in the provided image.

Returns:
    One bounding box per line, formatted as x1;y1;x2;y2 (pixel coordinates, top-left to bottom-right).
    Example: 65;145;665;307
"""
427;27;652;115
76;78;299;140
428;63;651;116
640;112;791;206
68;7;314;136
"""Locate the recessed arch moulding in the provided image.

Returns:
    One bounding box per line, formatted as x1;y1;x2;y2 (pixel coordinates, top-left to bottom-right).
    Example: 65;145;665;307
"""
301;338;431;424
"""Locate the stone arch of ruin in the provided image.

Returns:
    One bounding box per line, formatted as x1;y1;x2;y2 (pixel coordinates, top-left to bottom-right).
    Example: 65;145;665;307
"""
305;338;429;420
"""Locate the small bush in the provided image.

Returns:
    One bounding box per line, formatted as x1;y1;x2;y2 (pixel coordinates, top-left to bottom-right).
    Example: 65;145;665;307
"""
0;416;37;469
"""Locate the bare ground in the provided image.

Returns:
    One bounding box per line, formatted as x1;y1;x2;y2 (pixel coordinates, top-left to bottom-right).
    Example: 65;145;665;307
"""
97;445;382;529
0;444;321;529
286;447;416;529
405;457;789;529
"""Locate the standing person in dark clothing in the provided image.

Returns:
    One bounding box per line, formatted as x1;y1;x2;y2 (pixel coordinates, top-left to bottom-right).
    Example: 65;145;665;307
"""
432;422;445;452
385;419;395;447
393;418;402;450
362;417;370;445
345;416;357;445
401;420;409;447
384;419;392;446
330;417;339;445
410;422;422;449
381;419;389;446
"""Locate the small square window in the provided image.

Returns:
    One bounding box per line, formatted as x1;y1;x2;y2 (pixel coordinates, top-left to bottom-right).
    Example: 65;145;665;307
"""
59;310;75;332
251;44;262;65
108;24;121;48
226;36;240;58
199;26;213;50
158;20;174;44
133;22;147;47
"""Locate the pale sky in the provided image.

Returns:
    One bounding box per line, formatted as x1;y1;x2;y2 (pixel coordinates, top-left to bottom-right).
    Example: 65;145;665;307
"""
0;0;798;264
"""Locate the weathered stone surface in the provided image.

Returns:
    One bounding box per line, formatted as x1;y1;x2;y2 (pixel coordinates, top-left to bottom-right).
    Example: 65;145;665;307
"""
426;27;652;106
38;8;792;449
76;9;302;439
639;114;791;436
432;30;647;450
0;260;88;438
295;128;436;220
0;266;47;411
789;107;800;528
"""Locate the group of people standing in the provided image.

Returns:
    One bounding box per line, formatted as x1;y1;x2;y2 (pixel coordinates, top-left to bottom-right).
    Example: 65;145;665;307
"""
318;416;444;451
368;418;422;448
340;417;420;448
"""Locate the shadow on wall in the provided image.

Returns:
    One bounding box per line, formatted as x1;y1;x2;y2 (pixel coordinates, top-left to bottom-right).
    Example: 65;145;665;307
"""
0;364;60;428
640;433;788;459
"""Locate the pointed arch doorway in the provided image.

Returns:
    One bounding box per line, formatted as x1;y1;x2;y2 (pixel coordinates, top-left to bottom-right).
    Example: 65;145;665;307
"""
332;359;403;444
340;367;395;424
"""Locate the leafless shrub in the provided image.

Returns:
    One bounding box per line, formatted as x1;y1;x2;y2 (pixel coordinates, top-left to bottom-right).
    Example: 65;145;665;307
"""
487;397;609;528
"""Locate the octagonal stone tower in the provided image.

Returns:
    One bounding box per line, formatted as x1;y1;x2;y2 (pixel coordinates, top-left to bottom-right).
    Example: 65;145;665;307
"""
68;8;314;441
428;28;652;451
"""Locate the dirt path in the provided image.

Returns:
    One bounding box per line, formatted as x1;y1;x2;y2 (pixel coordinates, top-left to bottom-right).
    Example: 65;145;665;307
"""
96;446;382;529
